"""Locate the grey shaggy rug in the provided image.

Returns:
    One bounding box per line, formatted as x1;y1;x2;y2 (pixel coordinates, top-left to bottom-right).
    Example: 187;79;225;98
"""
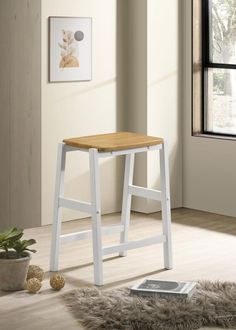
65;281;236;330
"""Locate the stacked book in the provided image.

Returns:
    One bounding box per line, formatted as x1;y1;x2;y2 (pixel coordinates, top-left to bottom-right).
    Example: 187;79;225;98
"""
131;279;197;298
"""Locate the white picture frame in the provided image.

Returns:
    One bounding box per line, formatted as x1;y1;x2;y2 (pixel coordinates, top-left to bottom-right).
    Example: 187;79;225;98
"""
49;16;92;82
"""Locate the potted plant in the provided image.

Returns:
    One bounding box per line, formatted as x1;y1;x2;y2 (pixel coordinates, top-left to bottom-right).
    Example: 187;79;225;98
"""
0;227;36;291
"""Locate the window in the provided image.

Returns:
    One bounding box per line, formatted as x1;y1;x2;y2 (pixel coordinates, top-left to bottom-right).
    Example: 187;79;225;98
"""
193;0;236;137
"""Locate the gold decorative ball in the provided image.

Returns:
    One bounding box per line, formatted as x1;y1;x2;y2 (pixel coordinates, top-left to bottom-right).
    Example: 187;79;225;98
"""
50;274;65;291
26;278;42;294
27;265;44;282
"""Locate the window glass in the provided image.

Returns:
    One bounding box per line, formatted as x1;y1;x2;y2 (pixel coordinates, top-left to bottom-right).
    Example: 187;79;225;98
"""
209;0;236;65
206;68;236;134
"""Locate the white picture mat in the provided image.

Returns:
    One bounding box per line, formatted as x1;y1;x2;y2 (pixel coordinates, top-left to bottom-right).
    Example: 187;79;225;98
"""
49;17;92;82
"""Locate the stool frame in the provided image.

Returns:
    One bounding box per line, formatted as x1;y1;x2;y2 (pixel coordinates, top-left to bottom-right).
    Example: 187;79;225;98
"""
50;142;172;286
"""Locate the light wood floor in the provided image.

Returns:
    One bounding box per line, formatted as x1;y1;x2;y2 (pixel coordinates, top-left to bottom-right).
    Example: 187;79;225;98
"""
1;208;236;330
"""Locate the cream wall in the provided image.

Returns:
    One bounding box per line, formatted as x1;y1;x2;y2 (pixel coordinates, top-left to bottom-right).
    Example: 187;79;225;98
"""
126;0;182;213
182;0;236;217
126;0;148;212
0;0;41;230
41;0;124;225
3;0;235;229
41;0;182;226
147;0;182;211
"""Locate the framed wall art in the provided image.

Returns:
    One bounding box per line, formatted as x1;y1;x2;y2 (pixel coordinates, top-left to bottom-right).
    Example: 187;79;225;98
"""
49;16;92;82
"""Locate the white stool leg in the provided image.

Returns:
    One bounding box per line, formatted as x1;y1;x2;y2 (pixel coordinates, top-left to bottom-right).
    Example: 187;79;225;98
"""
50;143;66;271
89;148;103;286
119;153;135;257
160;141;173;269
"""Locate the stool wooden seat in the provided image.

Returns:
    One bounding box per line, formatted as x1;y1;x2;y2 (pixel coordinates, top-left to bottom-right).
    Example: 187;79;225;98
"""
63;132;163;152
50;131;172;286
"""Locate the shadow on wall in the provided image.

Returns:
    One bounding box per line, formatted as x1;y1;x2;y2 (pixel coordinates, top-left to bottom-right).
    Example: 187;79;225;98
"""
60;0;182;221
132;142;180;212
55;78;117;101
52;1;129;223
116;0;127;133
63;155;123;222
151;0;183;211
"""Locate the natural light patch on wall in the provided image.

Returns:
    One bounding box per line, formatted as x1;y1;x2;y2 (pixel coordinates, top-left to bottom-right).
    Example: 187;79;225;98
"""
41;0;123;225
147;0;182;210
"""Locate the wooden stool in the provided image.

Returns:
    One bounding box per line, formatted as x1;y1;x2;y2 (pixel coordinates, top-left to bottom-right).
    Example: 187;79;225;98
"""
50;132;172;285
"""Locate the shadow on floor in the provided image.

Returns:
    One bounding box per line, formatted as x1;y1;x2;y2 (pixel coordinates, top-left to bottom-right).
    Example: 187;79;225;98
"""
145;208;236;236
102;268;167;290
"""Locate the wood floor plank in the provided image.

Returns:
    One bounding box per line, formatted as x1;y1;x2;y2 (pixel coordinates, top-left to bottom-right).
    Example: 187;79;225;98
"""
1;208;236;330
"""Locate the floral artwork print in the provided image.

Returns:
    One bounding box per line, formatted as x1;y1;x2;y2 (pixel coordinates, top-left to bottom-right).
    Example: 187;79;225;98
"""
49;17;92;82
59;30;79;68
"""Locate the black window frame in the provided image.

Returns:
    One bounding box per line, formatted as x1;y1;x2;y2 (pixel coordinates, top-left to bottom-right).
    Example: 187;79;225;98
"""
201;0;236;138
